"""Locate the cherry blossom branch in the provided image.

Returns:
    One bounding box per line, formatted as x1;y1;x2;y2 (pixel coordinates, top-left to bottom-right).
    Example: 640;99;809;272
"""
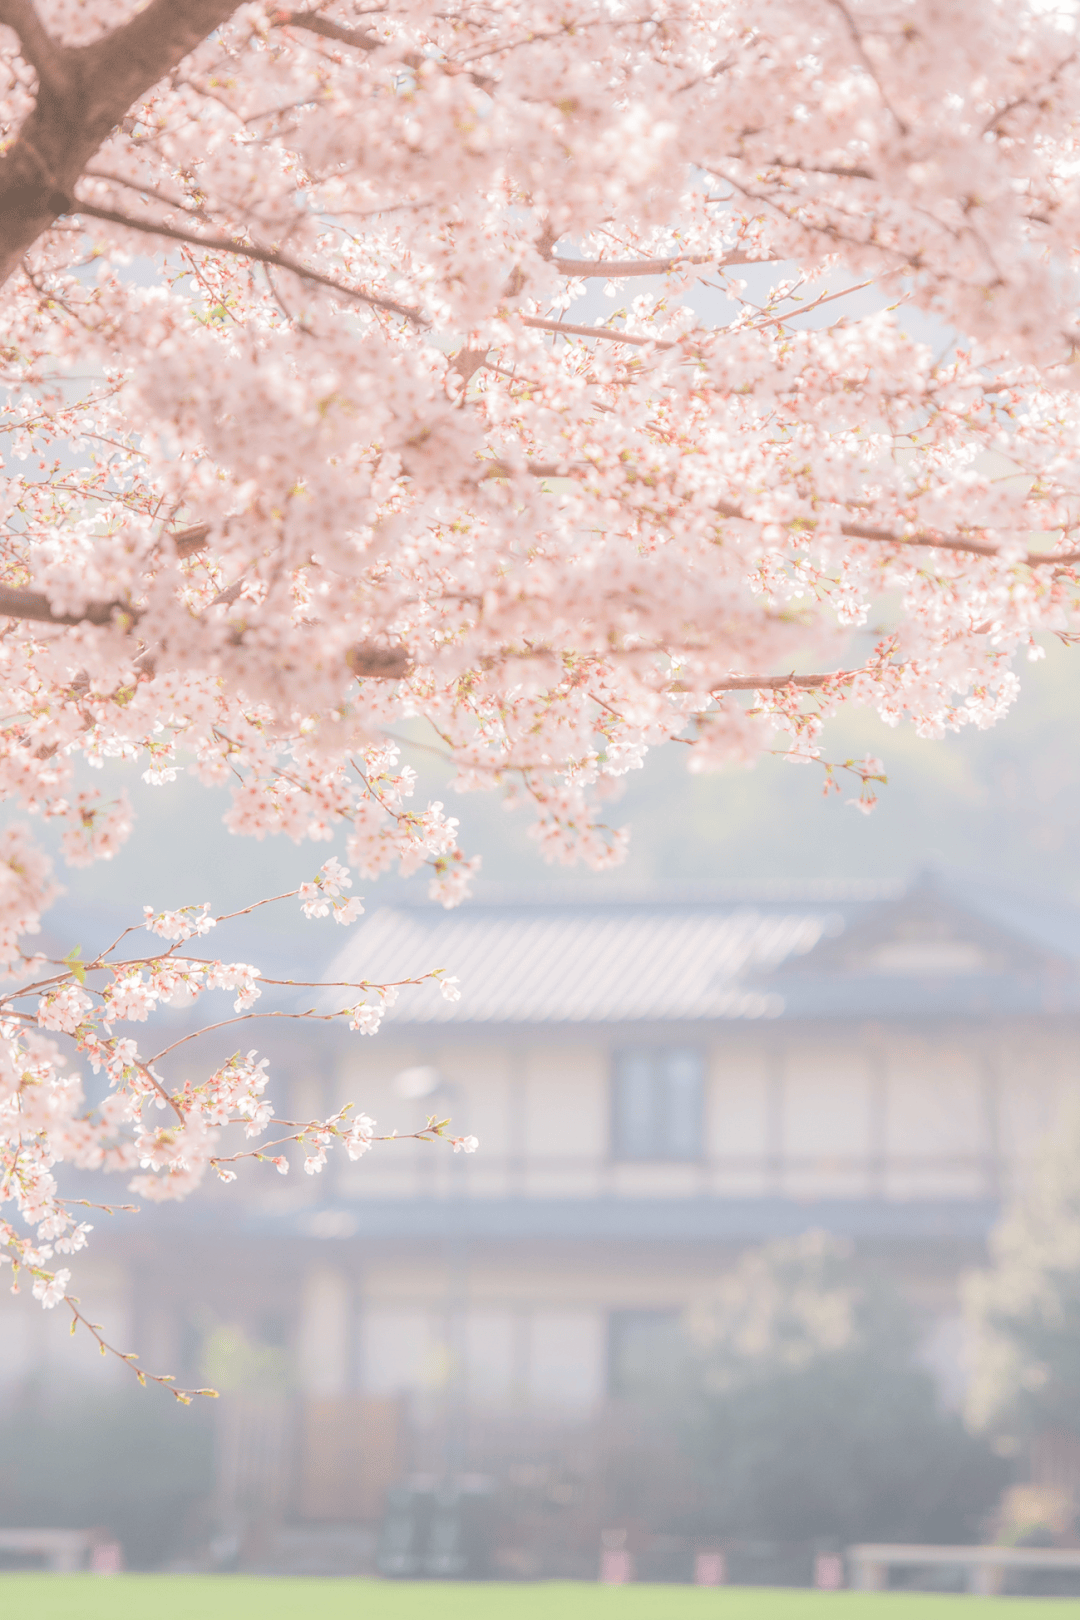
71;201;425;325
0;842;473;1343
134;1058;186;1125
270;6;496;88
270;7;381;51
3;1236;214;1399
82;167;215;226
64;1296;219;1402
208;1112;469;1171
548;249;781;278
712;501;1080;570
733;156;876;183
7;883;430;1008
57;1197;139;1215
826;0;910;136
478;458;589;480
521;315;659;348
520;278;875;348
0;582;412;677
143;979;440;1066
711;668;862;692
0;0;240;286
842;522;1080;569
764;748;887;812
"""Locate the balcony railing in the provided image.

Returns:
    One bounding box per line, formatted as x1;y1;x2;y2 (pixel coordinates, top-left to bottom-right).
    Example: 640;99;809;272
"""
334;1148;1009;1204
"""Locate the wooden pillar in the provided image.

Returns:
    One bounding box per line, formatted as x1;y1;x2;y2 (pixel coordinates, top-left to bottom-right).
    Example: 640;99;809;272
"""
766;1042;785;1195
867;1028;888;1198
980;1042;1003;1200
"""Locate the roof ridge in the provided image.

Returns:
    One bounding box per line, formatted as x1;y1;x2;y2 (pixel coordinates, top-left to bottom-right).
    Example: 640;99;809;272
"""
386;878;900;908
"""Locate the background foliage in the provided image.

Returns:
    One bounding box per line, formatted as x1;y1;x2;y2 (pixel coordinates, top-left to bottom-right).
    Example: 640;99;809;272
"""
675;1235;1006;1546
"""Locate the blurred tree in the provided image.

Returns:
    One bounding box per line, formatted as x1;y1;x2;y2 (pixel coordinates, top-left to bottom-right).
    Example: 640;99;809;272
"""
683;1233;1003;1545
965;1104;1080;1448
199;1323;291;1396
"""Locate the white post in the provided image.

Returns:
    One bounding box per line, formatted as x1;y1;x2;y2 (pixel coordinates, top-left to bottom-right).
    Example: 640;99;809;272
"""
968;1561;1005;1597
850;1556;886;1591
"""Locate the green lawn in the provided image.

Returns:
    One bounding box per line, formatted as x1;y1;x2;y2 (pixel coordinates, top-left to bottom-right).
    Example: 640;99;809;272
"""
4;1577;1080;1620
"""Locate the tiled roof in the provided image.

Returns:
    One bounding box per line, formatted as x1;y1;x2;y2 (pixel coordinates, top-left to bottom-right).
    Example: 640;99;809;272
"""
324;873;1080;1027
326;897;850;1025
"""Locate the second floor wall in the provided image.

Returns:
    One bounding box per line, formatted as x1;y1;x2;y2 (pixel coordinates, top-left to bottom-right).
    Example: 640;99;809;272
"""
313;1019;1080;1206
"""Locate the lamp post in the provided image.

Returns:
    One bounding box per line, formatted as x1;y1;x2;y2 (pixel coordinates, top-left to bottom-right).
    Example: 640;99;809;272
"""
391;1065;470;1483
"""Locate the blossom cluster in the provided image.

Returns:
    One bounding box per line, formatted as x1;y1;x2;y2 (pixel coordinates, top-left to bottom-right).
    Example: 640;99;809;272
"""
0;864;466;1358
298;856;365;924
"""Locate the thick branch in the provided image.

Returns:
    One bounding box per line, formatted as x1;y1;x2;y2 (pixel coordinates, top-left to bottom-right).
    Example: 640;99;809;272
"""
479;459;587;480
6;500;1074;640
838;520;1001;558
841;520;1080;567
346;641;410;678
711;670;859;692
0;586;128;627
0;577;409;680
522;315;668;348
173;524;211;558
552;253;710;278
271;8;498;90
0;0;240;286
841;522;1080;568
736;156;875;183
714;500;1080;570
270;8;380;50
549;250;780;278
73;201;425;324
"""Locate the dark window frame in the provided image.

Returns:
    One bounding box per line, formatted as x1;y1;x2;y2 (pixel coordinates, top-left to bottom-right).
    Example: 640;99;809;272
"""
609;1045;705;1162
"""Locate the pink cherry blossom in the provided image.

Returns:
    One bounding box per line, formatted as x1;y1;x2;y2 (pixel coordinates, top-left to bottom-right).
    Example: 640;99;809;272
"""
343;1114;377;1160
37;984;93;1033
298;856;365;921
144;904;216;942
103;973;158;1023
348;1002;384;1035
1;0;1080;1384
32;1267;71;1307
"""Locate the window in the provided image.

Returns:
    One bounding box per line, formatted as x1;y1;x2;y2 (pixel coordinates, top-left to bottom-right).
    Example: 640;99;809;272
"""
611;1047;704;1160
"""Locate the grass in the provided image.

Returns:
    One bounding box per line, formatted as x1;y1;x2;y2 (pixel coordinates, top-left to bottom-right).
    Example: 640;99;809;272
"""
4;1577;1080;1620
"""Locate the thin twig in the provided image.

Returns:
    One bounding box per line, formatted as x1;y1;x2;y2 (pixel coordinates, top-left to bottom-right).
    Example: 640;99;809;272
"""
71;201;426;325
65;1297;218;1402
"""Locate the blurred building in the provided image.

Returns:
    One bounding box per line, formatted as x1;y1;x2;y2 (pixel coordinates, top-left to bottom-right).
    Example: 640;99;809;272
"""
3;868;1080;1562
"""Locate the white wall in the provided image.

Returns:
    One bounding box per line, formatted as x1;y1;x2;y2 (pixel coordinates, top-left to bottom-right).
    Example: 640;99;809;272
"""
357;1300;605;1412
361;1307;443;1395
297;1264;352;1397
526;1310;606;1409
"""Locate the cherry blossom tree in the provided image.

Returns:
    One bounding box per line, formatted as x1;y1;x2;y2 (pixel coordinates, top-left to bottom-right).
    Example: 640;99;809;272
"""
2;0;1080;1387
